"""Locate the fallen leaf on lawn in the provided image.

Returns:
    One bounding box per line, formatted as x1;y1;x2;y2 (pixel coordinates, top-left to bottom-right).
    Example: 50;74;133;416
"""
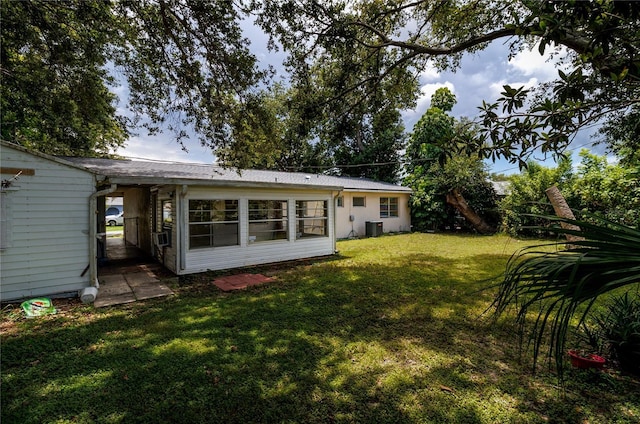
439;385;455;394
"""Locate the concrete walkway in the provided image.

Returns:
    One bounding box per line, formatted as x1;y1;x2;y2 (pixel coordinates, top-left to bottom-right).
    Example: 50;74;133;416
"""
95;263;175;308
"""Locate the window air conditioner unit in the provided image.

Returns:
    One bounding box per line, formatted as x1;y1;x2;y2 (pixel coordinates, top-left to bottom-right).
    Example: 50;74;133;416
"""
153;231;169;247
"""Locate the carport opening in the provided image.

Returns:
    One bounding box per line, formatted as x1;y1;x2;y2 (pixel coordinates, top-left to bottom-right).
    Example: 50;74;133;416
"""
105;196;124;228
98;188;154;264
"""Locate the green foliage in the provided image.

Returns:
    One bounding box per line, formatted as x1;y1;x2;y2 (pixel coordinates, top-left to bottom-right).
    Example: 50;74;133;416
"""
499;159;575;237
500;150;640;236
597;105;640;167
0;0;127;156
254;0;640;169
493;215;640;379
569;150;640;227
1;0;268;158
405;90;497;231
333;106;407;183
217;84;332;172
581;292;640;376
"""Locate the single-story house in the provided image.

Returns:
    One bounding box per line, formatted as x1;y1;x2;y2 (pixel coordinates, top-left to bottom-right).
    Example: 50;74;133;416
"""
0;140;411;301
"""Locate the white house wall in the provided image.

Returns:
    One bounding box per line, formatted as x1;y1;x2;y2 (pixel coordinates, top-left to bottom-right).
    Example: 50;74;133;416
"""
179;186;337;275
0;145;95;301
335;191;411;239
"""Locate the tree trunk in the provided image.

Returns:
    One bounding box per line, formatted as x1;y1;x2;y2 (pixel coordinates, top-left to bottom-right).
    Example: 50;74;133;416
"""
445;188;495;234
545;185;585;244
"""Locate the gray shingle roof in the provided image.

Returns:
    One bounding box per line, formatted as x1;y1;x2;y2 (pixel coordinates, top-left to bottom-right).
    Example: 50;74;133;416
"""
63;157;412;193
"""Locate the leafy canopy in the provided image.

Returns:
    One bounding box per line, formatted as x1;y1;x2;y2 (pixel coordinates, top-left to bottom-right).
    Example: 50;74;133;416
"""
1;0;268;157
405;88;497;231
254;0;640;167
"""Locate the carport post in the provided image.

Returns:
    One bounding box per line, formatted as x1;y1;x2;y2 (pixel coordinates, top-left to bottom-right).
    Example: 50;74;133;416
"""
89;184;117;288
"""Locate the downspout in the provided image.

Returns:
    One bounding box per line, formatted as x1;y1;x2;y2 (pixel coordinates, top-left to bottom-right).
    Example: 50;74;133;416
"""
333;190;343;253
179;184;188;272
89;183;117;288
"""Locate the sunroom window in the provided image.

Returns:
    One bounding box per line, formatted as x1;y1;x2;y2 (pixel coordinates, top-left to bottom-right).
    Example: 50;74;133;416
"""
296;200;328;238
248;200;288;242
188;199;239;249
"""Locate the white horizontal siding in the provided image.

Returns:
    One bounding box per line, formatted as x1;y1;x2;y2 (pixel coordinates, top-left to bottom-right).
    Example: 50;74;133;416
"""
181;186;336;274
0;144;94;301
184;238;334;274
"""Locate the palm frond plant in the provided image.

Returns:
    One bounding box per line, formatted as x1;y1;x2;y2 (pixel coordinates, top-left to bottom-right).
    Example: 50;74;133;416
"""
492;214;640;379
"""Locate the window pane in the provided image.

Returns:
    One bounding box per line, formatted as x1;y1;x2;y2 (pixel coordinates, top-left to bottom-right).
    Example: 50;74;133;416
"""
390;198;398;217
249;200;288;242
380;197;389;218
188;199;239;249
296;200;327;218
296;200;328;238
380;197;398;218
212;223;239;247
163;200;173;226
353;197;365;207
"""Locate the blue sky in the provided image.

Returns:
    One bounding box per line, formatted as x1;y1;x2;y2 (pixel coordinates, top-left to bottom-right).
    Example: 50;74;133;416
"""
113;24;602;176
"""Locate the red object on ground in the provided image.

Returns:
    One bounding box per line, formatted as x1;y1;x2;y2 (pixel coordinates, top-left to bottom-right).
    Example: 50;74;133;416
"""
568;350;606;369
213;273;274;291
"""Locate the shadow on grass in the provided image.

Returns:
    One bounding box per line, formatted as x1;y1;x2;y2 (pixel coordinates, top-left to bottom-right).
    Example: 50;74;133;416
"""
2;238;638;423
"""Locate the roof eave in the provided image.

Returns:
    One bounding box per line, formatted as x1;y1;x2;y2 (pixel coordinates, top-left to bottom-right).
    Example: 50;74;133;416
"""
106;176;343;191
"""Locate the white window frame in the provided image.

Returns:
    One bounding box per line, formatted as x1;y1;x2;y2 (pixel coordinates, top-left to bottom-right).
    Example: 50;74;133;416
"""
188;199;239;249
380;197;399;218
295;200;328;239
248;199;288;243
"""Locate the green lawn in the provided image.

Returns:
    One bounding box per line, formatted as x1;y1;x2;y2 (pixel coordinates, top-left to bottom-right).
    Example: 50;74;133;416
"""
2;233;638;423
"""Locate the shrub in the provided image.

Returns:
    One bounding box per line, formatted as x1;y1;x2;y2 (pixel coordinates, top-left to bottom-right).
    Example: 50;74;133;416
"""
581;291;640;376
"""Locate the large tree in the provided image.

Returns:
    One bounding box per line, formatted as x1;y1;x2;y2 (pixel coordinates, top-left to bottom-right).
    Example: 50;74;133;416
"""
1;0;268;157
405;88;497;233
272;6;417;182
216;83;333;172
253;0;640;167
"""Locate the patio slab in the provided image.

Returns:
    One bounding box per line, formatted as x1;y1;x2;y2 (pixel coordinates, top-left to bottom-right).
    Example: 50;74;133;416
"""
133;284;174;300
95;263;174;307
125;272;160;287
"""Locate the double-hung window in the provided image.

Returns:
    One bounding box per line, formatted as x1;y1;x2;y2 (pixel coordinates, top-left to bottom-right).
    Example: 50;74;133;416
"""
380;197;399;218
295;200;328;238
248;200;288;242
189;199;239;249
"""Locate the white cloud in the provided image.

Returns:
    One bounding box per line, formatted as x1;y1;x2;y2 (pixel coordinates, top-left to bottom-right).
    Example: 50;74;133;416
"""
418;65;440;83
508;45;568;82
